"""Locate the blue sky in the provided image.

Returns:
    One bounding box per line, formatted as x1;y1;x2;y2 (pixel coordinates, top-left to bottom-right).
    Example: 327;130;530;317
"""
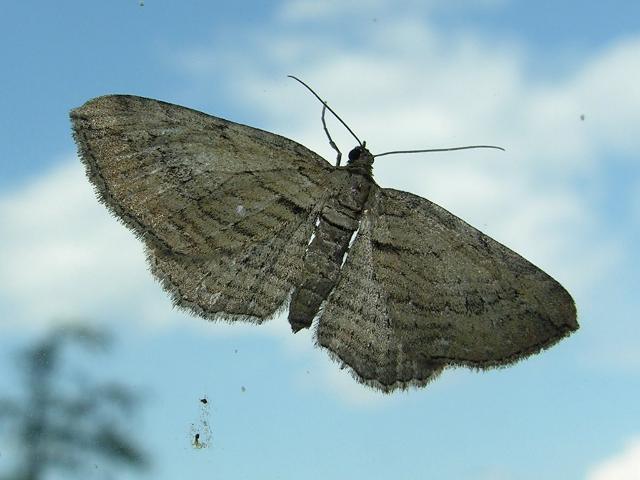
1;1;639;479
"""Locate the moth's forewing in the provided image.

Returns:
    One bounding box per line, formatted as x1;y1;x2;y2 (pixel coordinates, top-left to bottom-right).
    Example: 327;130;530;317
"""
71;95;333;321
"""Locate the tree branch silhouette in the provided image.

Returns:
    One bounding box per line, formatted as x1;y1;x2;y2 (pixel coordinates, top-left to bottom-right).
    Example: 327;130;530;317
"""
0;324;148;480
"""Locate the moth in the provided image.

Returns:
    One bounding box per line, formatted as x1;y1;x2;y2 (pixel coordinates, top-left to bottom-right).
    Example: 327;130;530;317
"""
70;79;578;392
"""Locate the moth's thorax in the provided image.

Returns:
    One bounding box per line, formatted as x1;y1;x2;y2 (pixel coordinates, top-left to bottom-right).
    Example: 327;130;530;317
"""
346;145;374;177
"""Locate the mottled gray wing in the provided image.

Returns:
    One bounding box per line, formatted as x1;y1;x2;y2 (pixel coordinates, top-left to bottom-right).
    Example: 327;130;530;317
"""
71;95;334;321
317;187;578;392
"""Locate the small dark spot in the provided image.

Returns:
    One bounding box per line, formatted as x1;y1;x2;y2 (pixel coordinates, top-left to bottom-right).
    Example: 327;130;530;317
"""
241;386;246;393
200;398;208;404
465;294;486;315
195;433;200;442
580;114;585;121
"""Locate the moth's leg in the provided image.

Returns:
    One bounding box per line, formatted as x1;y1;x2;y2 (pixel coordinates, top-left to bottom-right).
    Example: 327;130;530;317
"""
322;104;342;166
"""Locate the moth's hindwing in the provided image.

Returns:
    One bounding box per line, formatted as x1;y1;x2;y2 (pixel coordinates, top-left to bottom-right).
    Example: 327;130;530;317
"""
317;187;578;392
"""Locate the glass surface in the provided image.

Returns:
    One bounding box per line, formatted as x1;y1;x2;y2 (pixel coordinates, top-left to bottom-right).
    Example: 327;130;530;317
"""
1;1;639;479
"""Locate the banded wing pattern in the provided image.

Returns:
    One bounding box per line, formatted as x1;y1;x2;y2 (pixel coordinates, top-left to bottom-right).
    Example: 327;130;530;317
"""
317;187;578;391
71;95;334;321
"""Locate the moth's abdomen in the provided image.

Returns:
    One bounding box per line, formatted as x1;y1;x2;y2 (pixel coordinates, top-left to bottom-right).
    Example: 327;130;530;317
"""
288;170;374;332
288;220;353;332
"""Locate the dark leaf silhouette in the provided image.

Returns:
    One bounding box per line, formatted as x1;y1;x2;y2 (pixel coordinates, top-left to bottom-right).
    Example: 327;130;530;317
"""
0;324;147;480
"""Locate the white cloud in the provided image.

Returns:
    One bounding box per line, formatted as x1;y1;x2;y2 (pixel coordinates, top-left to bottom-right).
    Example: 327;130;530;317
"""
0;160;172;330
587;437;640;480
278;0;508;21
476;466;517;480
278;0;376;21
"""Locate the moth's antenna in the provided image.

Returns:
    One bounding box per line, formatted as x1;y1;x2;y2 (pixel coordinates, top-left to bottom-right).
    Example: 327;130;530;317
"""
322;104;342;166
374;145;505;158
288;75;363;147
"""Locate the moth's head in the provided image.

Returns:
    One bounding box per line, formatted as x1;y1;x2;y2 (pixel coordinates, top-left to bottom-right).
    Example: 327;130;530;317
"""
347;142;374;169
